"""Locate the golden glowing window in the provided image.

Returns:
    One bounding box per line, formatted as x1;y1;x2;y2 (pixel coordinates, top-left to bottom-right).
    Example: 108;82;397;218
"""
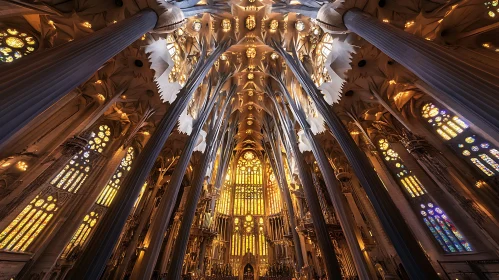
96;147;135;207
378;139;426;197
421;103;468;140
215;168;232;215
88;125;111;153
422;103;499;177
0;195;58;252
266;167;282;215
0;28;38;63
234;152;263;216
0;126;112;252
61;211;99;258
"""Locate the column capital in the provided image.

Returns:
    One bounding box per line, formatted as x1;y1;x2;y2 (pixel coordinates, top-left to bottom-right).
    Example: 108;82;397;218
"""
145;2;185;33
316;2;356;34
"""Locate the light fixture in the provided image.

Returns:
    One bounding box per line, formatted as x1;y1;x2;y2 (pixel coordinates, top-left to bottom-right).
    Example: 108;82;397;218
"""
270;52;279;60
192;20;202;32
220;54;228;61
295;20;305;31
389;80;396;85
16;161;28;171
247;73;254;80
97;94;105;101
82;22;92;28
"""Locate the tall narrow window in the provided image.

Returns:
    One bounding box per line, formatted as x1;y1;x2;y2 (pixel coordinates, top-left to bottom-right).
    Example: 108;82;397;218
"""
62;146;135;258
378;139;426;197
421;103;499;177
234;152;263;216
266;167;282;215
377;139;472;253
0;125;111;252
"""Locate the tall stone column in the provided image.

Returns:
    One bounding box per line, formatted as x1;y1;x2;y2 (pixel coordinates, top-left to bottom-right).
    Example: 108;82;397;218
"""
166;110;230;280
272;41;439;279
263;136;304;273
131;84;234;279
0;9;170;145
271;104;343;279
317;5;499;138
67;39;230;280
271;80;373;279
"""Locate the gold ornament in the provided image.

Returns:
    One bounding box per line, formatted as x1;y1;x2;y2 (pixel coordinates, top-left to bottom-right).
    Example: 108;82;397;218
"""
269;19;279;32
245;15;256;30
246;47;256;58
221;19;232;32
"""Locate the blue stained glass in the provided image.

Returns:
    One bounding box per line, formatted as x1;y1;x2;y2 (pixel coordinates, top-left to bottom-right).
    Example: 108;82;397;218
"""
424;218;449;253
420;203;472;253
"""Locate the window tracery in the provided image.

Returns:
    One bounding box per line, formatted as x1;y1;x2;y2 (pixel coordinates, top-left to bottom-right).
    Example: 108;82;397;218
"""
485;0;499;18
377;139;472;253
422;103;499;177
378;139;426;197
96;147;135;207
234;152;263;216
62;146;136;258
0;27;38;63
420;203;472;253
0;125;111;252
266;167;282;215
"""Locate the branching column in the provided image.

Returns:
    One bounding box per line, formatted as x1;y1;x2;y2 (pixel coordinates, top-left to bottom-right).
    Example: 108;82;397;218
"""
333;8;499;136
272;41;439;279
166;110;232;280
68;40;230;279
263;128;304;273
0;10;158;145
271;104;343;279
131;83;234;280
272;80;372;279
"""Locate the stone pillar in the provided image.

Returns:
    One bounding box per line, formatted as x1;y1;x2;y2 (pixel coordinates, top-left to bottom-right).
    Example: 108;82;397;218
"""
317;5;499;138
272;81;373;279
67;38;230;279
272;104;343;279
166;111;228;280
131;85;234;279
272;41;439;280
263;138;304;273
0;10;162;145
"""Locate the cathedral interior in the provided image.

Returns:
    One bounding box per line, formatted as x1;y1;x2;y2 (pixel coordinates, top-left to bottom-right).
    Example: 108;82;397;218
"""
1;0;499;279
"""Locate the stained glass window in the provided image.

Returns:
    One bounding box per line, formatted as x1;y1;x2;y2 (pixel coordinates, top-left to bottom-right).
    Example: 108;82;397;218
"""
420;203;472;253
0;27;38;63
215;168;232;215
421;103;468;140
266;167;282;215
96;147;135;207
60;211;99;258
377;139;473;253
422;103;499;177
0;195;57;251
378;139;426;197
62;147;137;258
485;0;498;18
234;152;263;215
0;125;111;252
